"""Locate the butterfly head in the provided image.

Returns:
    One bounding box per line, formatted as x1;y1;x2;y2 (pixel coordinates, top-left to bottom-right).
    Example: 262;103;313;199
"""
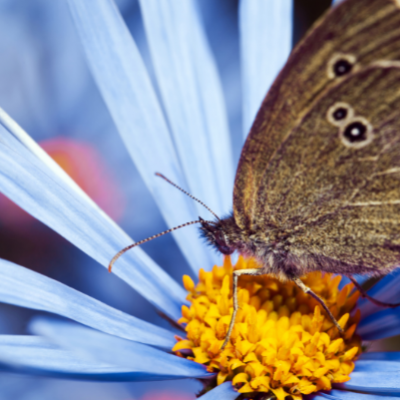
199;216;241;255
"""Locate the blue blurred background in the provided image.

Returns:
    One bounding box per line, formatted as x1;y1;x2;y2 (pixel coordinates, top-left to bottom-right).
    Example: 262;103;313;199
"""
0;0;331;399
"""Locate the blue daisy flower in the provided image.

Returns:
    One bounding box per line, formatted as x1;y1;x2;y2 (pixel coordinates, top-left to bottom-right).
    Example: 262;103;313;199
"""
0;1;399;399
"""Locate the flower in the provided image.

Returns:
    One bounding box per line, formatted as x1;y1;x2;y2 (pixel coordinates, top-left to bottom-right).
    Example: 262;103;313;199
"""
0;1;399;400
174;256;361;398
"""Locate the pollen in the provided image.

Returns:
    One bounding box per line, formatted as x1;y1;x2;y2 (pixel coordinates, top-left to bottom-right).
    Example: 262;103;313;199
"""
173;256;362;399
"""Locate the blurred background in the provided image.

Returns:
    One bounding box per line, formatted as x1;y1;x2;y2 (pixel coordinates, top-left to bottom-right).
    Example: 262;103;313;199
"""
0;1;377;399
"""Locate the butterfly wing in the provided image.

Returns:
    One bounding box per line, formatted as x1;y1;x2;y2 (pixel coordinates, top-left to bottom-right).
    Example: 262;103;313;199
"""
234;0;400;274
264;63;400;274
234;0;400;229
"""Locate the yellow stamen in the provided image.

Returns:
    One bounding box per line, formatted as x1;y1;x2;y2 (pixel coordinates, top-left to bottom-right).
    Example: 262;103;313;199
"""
173;256;362;399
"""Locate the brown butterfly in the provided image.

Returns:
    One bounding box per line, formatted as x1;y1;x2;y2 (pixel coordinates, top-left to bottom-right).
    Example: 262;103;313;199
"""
202;0;400;346
110;0;400;348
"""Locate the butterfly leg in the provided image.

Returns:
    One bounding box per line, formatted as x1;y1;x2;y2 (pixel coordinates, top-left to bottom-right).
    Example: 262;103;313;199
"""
348;276;400;308
221;268;264;350
292;277;344;334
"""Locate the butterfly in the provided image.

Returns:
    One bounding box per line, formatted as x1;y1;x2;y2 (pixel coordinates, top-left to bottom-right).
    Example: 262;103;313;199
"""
110;0;400;348
200;0;400;346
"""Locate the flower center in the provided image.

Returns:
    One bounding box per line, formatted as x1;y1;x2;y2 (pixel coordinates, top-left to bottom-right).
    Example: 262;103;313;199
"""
173;256;362;399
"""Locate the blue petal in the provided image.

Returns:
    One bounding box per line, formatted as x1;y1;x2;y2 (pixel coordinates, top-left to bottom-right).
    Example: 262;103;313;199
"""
336;361;400;394
312;389;400;400
30;317;212;380
239;0;293;137
0;335;135;381
67;0;215;272
357;269;400;320
0;118;186;320
0;258;175;350
198;382;238;400
139;0;234;217
357;307;400;341
353;360;400;373
360;352;400;361
0;335;204;381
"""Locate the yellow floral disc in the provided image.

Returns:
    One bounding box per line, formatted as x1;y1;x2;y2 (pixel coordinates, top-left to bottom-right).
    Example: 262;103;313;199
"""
173;256;362;399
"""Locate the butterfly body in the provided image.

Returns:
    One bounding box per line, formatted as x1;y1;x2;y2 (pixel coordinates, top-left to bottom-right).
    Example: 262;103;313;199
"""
201;216;308;281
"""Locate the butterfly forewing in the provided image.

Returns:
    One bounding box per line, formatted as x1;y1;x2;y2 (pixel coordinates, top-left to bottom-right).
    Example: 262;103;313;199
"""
234;0;400;238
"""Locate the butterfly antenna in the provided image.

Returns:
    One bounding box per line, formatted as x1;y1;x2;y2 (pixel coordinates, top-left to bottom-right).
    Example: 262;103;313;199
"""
108;220;204;272
155;172;221;221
